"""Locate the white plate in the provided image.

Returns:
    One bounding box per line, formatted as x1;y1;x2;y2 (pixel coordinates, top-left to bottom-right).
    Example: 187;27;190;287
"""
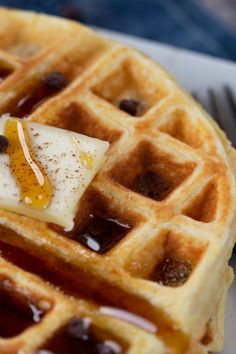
98;28;236;354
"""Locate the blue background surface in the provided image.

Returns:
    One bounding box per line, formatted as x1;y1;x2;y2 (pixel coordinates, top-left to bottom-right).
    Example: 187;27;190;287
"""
0;0;236;61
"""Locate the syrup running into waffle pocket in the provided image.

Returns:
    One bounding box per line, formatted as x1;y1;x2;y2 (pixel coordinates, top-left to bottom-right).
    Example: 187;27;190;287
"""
0;282;45;338
38;317;124;354
0;63;13;83
5;118;52;209
0;238;189;353
73;214;131;253
5;71;68;118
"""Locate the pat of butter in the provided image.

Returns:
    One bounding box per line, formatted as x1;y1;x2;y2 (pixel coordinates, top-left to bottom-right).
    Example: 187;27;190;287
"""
0;117;109;230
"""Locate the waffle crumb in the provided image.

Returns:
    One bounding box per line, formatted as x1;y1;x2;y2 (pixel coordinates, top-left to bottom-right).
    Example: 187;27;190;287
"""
151;257;193;286
42;71;68;91
119;99;141;116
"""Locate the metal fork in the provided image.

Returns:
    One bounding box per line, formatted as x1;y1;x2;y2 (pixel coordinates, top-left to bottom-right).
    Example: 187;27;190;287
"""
192;86;236;148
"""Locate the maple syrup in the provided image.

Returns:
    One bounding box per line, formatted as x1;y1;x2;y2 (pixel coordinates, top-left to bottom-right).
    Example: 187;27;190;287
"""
0;240;79;298
37;317;124;354
0;64;13;83
80;151;94;169
73;214;130;253
0;239;189;353
100;307;157;333
2;71;67;118
5;118;52;209
72;136;94;169
0;281;45;338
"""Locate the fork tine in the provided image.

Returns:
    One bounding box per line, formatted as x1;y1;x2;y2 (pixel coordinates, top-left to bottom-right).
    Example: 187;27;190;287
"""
224;85;236;118
207;89;224;129
192;88;236;147
192;90;223;129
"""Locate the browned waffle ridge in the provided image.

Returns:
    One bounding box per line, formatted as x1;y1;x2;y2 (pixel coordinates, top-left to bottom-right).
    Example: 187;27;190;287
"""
0;7;235;354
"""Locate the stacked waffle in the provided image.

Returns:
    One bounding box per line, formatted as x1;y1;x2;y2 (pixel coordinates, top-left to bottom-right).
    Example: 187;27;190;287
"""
0;8;235;354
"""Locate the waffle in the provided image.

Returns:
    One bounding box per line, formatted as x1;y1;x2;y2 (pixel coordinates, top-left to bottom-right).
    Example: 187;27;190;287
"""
0;7;235;354
194;266;233;354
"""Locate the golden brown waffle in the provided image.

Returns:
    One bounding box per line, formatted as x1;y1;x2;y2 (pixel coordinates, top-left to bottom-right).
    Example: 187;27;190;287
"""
0;7;235;354
194;266;233;354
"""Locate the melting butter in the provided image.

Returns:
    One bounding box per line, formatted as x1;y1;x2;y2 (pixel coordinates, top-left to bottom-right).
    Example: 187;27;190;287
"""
80;151;94;170
0;117;109;230
72;137;94;170
5;118;52;209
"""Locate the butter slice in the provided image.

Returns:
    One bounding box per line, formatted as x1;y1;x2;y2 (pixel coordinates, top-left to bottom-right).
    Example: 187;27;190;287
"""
0;117;109;230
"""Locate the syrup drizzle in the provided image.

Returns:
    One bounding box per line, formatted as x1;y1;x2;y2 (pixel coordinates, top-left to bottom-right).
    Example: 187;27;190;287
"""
0;239;189;353
72;137;94;170
100;307;157;333
0;285;45;338
80;151;94;169
38;317;124;354
73;214;130;253
5;118;52;209
2;71;68;118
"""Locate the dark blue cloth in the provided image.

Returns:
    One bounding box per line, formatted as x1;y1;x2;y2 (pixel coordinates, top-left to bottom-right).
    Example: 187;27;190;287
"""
1;0;236;61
